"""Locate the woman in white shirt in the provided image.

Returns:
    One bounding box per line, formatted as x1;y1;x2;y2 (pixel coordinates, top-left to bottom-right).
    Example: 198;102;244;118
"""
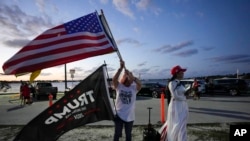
167;65;189;141
112;60;142;141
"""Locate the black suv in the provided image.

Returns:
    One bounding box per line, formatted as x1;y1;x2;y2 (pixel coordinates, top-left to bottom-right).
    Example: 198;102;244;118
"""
212;78;248;96
138;82;166;98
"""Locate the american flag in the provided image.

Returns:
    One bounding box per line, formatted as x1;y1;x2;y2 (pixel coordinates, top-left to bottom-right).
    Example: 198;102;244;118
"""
2;11;116;75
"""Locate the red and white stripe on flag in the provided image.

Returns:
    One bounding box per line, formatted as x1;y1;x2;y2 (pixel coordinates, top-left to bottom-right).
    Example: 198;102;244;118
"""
159;121;168;141
2;11;115;75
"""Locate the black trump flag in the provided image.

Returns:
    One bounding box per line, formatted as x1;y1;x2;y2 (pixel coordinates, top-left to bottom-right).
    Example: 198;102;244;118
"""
14;65;114;141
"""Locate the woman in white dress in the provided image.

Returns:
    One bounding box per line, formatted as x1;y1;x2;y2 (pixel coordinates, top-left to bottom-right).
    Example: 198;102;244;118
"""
166;65;189;141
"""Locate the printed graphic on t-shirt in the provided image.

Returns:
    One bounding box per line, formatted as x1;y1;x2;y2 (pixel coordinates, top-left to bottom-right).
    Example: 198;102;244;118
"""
120;90;132;104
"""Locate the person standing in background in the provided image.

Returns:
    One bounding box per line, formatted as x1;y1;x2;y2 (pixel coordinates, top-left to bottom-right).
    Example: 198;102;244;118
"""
192;78;199;100
21;82;32;105
112;60;142;141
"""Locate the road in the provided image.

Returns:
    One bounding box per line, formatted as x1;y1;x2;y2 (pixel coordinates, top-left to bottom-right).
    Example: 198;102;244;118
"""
0;93;250;125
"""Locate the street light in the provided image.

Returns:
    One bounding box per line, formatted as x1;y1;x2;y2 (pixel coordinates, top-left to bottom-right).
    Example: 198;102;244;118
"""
69;69;75;88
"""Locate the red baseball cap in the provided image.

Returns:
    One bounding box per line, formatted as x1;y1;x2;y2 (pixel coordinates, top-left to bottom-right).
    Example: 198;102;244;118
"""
171;65;187;75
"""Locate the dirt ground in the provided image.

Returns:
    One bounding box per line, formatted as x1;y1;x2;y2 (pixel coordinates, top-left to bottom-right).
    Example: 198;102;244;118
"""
0;123;231;141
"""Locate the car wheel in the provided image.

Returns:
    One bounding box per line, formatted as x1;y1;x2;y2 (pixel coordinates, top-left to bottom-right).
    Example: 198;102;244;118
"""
152;91;158;98
229;89;238;96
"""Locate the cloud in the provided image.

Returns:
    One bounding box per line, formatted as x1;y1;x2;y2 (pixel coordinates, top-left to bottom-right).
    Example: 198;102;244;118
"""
113;0;162;19
113;0;135;19
132;68;151;75
0;4;54;47
138;68;151;73
85;66;102;74
174;49;198;57
0;5;27;37
131;67;169;79
136;0;151;11
116;38;143;47
154;40;194;53
73;66;101;79
100;0;109;4
151;7;162;16
135;0;162;16
35;0;46;13
40;72;52;76
137;61;147;67
3;39;30;48
202;46;215;51
208;54;250;64
72;67;84;72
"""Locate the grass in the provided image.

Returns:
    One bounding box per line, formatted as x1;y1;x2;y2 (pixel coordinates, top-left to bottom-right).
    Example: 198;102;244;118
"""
1;123;249;141
188;130;228;141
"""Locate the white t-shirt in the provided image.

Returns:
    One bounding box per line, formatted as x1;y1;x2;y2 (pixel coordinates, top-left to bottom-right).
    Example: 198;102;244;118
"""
115;82;137;122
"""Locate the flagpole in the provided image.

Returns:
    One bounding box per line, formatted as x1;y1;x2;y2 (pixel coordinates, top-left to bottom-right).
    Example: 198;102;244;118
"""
100;9;123;61
64;64;68;95
104;60;117;115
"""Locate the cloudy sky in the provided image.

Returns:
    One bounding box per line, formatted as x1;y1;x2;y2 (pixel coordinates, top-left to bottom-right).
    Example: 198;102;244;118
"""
0;0;250;81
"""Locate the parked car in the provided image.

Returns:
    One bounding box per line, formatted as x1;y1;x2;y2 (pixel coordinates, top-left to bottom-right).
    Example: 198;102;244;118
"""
180;79;206;96
33;82;58;100
212;78;248;96
138;82;166;98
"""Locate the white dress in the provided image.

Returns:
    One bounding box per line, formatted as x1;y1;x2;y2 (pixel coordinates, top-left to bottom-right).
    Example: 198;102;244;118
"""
166;79;189;141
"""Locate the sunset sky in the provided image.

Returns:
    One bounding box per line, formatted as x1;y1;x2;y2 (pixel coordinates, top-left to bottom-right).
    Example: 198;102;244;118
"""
0;0;250;81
